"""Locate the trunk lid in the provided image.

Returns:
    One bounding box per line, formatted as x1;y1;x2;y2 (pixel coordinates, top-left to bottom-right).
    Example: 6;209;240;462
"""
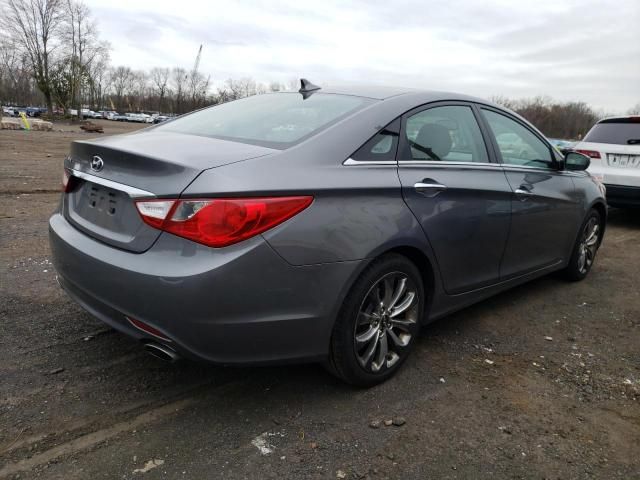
63;131;276;252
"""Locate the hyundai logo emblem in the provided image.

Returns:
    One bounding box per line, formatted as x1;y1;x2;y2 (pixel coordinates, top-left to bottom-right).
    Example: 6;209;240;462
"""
90;156;104;172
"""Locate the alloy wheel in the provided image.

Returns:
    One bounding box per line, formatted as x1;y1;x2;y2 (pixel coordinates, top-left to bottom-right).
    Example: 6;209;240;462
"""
577;216;600;274
354;272;419;373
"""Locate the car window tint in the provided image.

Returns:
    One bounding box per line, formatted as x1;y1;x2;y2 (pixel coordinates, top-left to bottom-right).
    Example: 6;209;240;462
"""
351;127;399;161
402;106;489;163
482;109;554;169
156;92;374;149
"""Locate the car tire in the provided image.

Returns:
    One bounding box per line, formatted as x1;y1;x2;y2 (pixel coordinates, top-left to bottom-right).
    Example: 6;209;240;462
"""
327;253;424;387
562;209;603;281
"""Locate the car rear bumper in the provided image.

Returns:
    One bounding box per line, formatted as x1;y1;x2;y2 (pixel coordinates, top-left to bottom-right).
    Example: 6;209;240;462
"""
604;184;640;207
49;212;361;365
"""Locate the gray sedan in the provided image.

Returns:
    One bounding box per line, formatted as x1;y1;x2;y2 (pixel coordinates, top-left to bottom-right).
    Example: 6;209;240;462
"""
49;81;606;386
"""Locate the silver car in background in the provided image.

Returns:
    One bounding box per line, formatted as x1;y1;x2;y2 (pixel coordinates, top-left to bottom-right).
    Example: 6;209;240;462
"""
49;81;606;386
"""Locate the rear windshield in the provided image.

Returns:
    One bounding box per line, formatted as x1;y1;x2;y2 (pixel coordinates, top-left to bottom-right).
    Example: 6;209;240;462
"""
156;92;374;149
583;119;640;145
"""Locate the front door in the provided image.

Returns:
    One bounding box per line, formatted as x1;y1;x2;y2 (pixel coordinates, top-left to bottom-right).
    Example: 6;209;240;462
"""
479;107;579;278
397;103;512;295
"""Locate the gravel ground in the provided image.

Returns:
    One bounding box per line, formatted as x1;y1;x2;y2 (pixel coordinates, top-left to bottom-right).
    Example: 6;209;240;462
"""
0;120;638;479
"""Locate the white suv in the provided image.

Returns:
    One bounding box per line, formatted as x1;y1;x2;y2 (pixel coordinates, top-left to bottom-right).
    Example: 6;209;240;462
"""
574;116;640;208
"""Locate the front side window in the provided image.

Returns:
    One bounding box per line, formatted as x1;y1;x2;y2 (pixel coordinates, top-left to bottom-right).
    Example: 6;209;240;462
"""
401;105;489;163
156;93;374;149
482;109;554;169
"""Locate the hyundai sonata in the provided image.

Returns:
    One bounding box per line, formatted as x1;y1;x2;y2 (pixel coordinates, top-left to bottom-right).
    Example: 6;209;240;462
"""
49;80;606;386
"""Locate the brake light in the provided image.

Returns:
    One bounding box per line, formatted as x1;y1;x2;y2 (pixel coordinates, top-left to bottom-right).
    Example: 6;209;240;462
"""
576;149;601;159
135;196;313;247
62;168;76;192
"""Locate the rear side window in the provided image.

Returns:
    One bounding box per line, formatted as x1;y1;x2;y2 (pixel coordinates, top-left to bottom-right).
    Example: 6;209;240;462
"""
583;119;640;145
351;119;400;162
400;106;489;162
156;93;374;149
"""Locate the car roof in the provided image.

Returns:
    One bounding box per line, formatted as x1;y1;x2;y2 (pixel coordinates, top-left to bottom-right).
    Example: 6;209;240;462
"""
318;83;494;105
597;115;640;124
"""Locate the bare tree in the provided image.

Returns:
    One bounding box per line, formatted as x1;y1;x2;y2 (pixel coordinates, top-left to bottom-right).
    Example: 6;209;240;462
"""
221;77;257;100
110;65;133;111
150;67;170;112
0;38;38;105
86;46;109;109
171;67;188;113
63;0;102;119
0;0;64;115
268;81;283;92
492;96;600;139
129;70;148;111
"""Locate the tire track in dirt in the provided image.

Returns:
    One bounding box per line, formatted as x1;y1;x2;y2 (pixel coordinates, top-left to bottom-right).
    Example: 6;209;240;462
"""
0;375;252;477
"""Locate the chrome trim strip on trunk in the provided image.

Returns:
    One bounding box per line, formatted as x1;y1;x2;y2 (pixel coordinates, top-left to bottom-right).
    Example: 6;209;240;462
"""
69;169;156;198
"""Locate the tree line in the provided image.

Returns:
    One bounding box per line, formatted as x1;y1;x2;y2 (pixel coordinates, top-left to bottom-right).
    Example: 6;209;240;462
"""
491;96;604;140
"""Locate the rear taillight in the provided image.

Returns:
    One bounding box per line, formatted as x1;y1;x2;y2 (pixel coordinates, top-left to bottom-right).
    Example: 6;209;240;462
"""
576;149;601;159
62;168;76;192
135;196;313;247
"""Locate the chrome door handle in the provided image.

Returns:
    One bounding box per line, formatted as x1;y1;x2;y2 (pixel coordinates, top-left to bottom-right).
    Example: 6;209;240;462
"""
414;182;448;197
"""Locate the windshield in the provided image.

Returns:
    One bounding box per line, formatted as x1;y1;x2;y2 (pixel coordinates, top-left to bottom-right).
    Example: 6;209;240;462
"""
156;92;374;149
583;119;640;145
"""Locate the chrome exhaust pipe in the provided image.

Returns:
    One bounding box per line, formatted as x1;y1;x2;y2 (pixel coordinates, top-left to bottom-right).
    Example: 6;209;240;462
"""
144;342;180;363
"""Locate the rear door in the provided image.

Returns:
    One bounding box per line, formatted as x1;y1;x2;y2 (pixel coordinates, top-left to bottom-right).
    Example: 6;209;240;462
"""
396;102;512;295
479;107;579;278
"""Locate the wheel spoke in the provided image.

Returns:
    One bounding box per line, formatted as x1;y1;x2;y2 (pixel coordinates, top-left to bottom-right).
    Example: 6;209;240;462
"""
359;331;379;367
382;277;394;306
357;311;376;326
390;317;416;328
390;291;416;317
586;225;599;246
387;327;410;347
356;326;378;345
388;277;407;309
372;333;388;372
578;249;586;272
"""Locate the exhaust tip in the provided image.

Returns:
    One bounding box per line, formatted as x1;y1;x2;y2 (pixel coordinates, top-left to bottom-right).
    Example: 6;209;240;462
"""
144;342;180;363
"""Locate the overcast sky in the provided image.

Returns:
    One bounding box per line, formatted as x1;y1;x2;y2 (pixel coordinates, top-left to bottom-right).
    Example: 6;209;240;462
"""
84;0;639;113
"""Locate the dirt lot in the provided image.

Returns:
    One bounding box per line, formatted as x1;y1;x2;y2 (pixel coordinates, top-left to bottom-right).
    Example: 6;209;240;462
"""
1;119;639;479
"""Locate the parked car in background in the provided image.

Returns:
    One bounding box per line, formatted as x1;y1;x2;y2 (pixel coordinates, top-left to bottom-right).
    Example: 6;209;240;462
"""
50;84;606;386
153;115;170;124
574;116;640;207
112;113;129;121
86;110;103;119
2;106;18;117
26;107;46;117
128;113;153;123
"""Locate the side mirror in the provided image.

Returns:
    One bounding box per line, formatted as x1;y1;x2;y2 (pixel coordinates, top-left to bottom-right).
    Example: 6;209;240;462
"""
564;151;590;171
